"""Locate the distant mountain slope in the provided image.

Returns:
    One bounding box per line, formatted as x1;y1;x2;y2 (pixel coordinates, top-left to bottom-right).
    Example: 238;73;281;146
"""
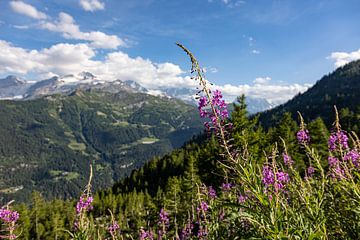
0;89;203;203
258;60;360;131
0;75;32;99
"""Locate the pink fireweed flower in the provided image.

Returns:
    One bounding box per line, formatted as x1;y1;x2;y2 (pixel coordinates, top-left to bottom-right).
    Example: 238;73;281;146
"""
331;165;346;180
208;186;217;199
262;165;290;191
0;208;19;223
159;208;169;225
344;150;360;167
307;166;315;177
328;131;349;151
197;201;209;213
282;153;293;166
297;129;310;144
262;166;275;187
181;222;193;240
198;96;208;109
140;228;153;240
197;89;229;132
276;171;290;189
108;221;120;236
197;226;208;238
221;183;233;192
328;156;339;167
76;194;93;215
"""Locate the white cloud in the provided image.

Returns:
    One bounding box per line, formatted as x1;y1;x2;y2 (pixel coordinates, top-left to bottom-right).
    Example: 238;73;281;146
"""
79;0;105;12
328;49;360;68
209;0;245;8
253;76;271;84
0;40;43;74
13;25;30;29
252;49;260;54
203;67;218;73
9;1;47;20
41;12;124;49
215;81;311;104
0;40;309;104
0;40;195;89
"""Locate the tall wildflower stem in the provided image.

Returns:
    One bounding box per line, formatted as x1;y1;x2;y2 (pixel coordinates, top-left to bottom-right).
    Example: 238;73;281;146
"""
176;43;235;165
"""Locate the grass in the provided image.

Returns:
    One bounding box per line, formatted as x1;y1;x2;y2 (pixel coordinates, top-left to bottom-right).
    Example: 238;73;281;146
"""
50;170;80;181
138;137;160;144
68;140;86;151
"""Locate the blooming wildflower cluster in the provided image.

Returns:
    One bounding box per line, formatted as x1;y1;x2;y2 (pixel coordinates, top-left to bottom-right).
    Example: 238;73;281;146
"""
221;183;233;192
197;226;208;238
197;201;209;213
307;166;315;177
262;166;275;187
344;150;360;167
328;156;339;167
208;186;217;199
296;129;310;144
327;156;346;179
0;208;19;223
76;194;93;214
282;153;293;167
181;222;194;240
159;208;169;225
198;90;229;131
262;165;290;191
328;131;349;151
276;172;290;189
140;228;154;240
108;221;120;236
0;207;19;240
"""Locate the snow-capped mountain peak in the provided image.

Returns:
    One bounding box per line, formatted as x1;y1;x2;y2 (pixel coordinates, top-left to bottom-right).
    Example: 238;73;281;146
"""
0;75;26;87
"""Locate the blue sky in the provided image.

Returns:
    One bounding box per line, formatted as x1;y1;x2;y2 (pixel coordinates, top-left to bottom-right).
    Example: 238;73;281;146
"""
0;0;359;103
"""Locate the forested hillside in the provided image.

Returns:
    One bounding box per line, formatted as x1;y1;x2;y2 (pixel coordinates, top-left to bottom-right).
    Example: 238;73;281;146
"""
258;60;360;131
0;89;203;203
9;92;359;239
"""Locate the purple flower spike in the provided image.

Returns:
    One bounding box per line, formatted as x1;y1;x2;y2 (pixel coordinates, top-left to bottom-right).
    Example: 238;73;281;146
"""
0;208;19;224
181;222;193;240
197;201;209;213
262;166;275;187
344;150;360;167
328;156;339;167
282;153;293;166
297;129;310;144
197;89;229;132
329;131;349;151
221;183;233;191
159;208;169;225
140;228;154;240
208;186;217;199
262;165;290;191
76;194;93;215
307;166;315;177
108;221;120;236
331;165;345;180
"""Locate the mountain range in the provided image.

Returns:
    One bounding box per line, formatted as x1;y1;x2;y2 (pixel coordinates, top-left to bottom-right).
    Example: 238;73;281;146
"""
0;72;274;114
